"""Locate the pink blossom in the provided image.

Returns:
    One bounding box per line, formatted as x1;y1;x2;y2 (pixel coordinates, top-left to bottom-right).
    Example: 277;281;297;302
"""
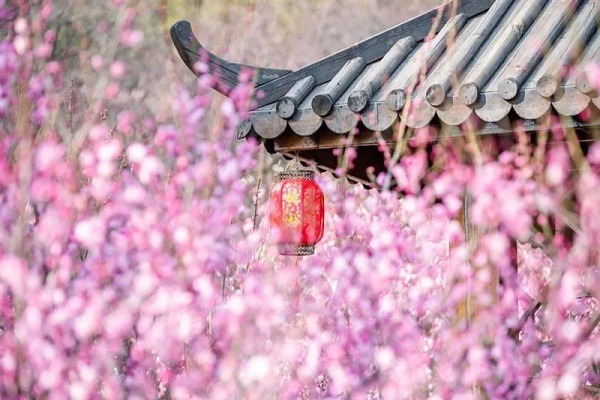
90;54;104;70
104;82;120;99
97;138;122;161
137;155;164;184
127;142;147;163
584;63;600;91
121;30;144;47
2;8;599;398
483;232;510;267
240;355;271;385
117;110;135;135
588;142;600;166
40;3;53;20
109;61;126;79
35;43;52;59
14;17;28;34
46;60;61;75
89;124;109;141
74;216;106;249
558;371;579;397
13;35;29;55
0;255;27;295
36;141;65;171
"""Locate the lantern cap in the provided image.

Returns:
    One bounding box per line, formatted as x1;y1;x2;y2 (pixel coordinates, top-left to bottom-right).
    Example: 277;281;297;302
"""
276;170;315;181
278;244;315;256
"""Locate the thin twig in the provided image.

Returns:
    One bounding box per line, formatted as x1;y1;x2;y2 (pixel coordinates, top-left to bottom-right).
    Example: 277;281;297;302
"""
67;78;74;136
581;313;600;341
252;179;261;230
582;384;600;395
509;301;543;340
383;1;449;191
222;269;227;301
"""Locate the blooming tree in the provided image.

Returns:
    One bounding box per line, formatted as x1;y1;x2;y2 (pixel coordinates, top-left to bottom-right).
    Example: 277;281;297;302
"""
1;1;599;399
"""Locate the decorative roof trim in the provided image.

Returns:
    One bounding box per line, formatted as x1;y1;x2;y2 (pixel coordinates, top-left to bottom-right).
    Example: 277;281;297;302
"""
244;86;599;138
170;21;291;96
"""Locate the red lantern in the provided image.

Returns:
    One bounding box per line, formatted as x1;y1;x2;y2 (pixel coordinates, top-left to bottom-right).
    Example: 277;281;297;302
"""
269;170;325;256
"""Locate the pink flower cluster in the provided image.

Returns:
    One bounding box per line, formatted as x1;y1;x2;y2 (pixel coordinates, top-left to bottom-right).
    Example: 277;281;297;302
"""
1;1;599;399
0;39;17;118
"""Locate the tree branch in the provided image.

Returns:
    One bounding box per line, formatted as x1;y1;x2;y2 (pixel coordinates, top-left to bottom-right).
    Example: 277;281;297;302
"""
509;301;543;340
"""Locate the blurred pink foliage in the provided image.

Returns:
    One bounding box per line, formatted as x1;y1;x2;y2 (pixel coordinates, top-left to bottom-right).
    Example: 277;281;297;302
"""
1;1;600;399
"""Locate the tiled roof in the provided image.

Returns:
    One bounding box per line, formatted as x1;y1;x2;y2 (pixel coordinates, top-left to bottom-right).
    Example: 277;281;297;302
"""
171;0;600;142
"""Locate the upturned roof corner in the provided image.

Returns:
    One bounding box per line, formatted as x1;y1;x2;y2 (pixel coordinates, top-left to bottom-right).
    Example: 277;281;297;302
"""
170;20;291;96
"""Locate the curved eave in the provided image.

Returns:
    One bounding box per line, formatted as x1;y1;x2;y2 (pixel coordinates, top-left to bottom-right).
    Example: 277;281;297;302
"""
170;21;291;96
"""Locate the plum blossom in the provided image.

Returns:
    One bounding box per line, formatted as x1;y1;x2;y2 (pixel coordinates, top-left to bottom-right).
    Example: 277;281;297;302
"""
1;1;599;399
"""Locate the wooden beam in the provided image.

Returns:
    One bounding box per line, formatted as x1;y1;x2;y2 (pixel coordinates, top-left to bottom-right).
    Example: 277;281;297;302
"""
384;13;467;111
424;0;514;106
535;0;598;98
348;36;416;112
458;0;546;106
312;57;366;117
497;0;577;101
575;29;600;94
276;76;316;119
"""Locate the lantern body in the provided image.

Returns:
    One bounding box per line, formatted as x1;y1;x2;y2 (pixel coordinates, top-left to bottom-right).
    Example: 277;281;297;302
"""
269;170;324;256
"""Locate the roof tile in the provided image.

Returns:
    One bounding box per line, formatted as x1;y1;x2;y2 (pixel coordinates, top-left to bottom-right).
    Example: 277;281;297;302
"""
172;0;600;141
